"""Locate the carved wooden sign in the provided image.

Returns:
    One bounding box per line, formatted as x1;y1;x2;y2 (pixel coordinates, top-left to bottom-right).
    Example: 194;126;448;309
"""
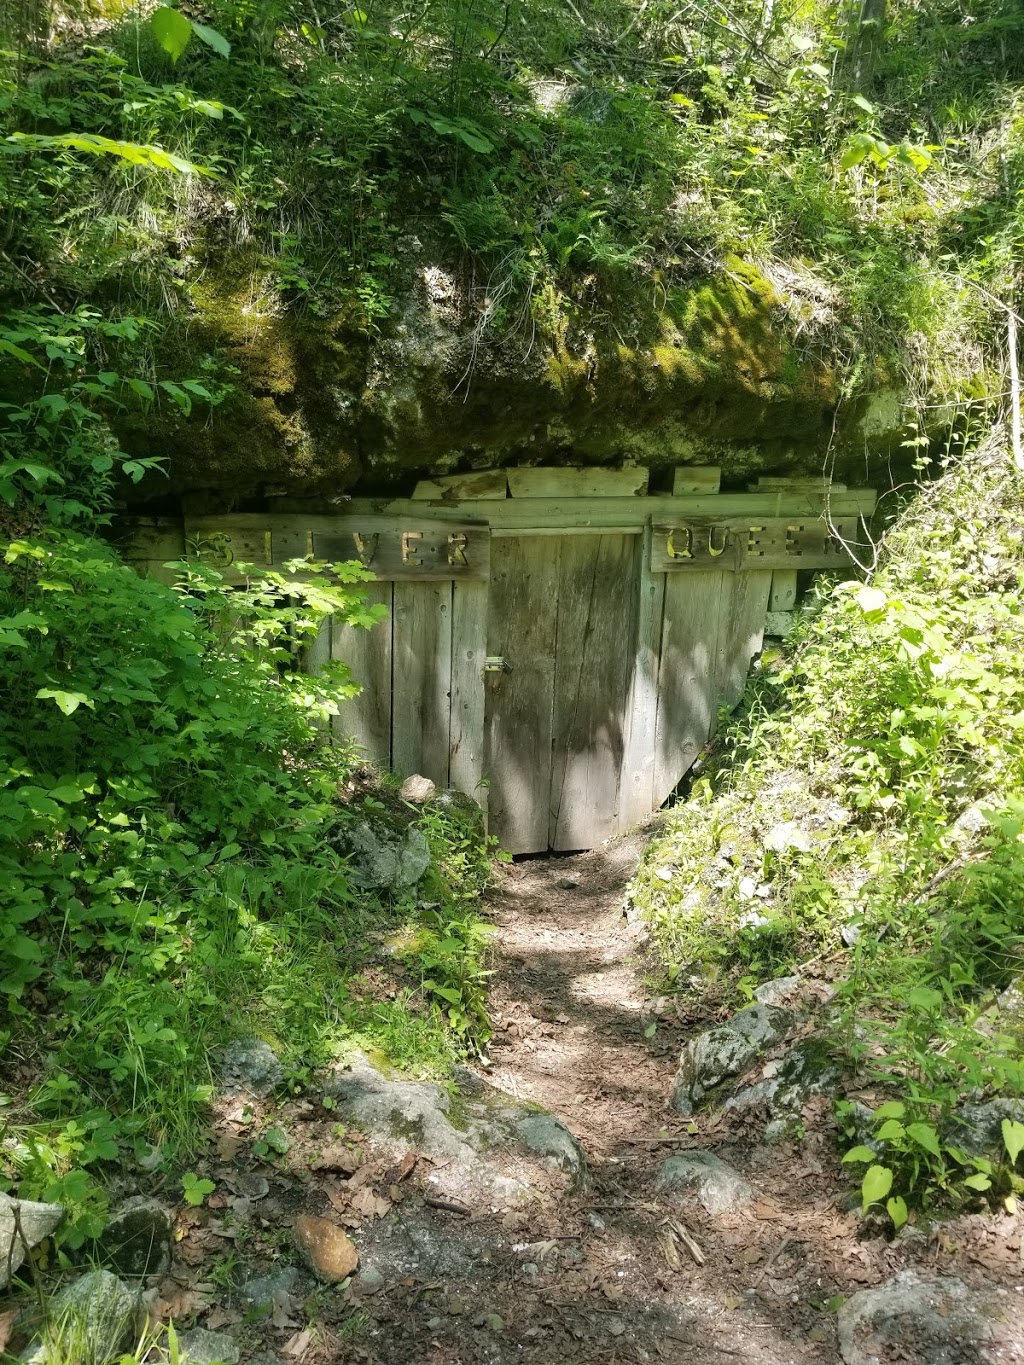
650;516;865;573
188;518;489;582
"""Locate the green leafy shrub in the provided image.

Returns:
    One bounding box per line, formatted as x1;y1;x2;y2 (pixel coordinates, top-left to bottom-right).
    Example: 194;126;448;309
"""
633;430;1024;1218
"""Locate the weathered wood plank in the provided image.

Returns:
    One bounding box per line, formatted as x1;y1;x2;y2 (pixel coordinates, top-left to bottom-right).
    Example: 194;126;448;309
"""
549;535;639;850
650;516;865;573
331;582;393;767
620;522;666;830
507;466;649;498
714;570;773;711
391;581;454;787
183;491;877;547
449;579;488;809
672;467;722;495
769;569;798;612
302;616;333;735
485;537;560;855
113;517;186;563
754;476;847;491
653;572;726;808
313;522;490;580
412;470;508;501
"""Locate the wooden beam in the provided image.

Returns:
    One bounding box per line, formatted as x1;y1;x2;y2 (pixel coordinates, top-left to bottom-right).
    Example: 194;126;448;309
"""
672;467;721;495
412;470;508;500
754;476;847;492
507;466;649;498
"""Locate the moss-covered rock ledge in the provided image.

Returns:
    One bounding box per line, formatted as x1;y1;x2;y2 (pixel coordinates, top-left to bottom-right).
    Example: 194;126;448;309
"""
118;252;903;503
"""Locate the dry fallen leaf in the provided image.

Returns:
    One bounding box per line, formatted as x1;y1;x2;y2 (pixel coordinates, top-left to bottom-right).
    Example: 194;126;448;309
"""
312;1145;362;1174
350;1186;391;1220
282;1326;313;1358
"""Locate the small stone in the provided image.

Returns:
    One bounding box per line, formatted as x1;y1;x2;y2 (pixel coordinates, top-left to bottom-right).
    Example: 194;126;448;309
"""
99;1196;172;1278
656;1152;754;1216
0;1194;63;1289
556;875;580;890
220;1038;284;1098
841;924;860;947
426;1317;442;1330
446;1296;465;1315
292;1214;358;1283
176;1326;241;1364
515;1112;587;1184
522;1262;538;1277
587;1212;606;1232
240;1265;305;1307
483;1313;504;1332
607;1317;626;1337
399;774;436;803
355;1265;385;1295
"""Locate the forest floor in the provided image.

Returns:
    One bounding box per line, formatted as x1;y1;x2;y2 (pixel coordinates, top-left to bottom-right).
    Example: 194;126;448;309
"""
124;832;1024;1365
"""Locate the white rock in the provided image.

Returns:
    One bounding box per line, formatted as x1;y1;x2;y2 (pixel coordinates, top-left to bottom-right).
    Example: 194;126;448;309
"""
0;1194;63;1288
399;774;436;804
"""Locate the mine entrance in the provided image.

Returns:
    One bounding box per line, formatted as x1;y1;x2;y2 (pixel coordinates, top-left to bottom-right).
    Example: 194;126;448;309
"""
123;468;876;854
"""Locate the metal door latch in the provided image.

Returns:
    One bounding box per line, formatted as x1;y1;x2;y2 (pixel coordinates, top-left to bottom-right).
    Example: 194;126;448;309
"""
484;656;512;674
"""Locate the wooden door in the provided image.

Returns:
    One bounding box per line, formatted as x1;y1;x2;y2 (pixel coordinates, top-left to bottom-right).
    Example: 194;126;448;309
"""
485;534;641;855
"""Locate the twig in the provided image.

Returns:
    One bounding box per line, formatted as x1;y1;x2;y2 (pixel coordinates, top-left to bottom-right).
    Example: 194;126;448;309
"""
666;1217;704;1266
752;1234;793;1288
423;1195;471;1216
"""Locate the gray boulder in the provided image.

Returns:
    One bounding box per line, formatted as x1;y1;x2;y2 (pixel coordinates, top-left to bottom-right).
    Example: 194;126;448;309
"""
176;1327;240;1364
342;821;431;892
838;1269;1024;1365
24;1270;138;1364
0;1194;63;1288
99;1196;172;1278
656;1152;753;1216
944;1098;1024;1158
220;1037;284;1098
671;1005;793;1113
724;1034;843;1119
325;1053;586;1201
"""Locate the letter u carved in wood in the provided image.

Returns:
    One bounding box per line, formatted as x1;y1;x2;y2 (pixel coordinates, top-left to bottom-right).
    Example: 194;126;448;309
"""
707;525;729;557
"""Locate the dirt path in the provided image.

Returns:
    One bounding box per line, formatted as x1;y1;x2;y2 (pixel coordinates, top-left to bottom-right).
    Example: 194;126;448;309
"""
486;837;671;1157
144;838;1024;1365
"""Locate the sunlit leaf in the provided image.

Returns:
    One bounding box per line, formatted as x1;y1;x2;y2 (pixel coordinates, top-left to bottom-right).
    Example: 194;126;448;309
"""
151;6;192;62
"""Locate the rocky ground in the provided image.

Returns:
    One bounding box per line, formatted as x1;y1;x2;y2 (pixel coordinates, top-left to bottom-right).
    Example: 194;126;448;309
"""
4;836;1024;1364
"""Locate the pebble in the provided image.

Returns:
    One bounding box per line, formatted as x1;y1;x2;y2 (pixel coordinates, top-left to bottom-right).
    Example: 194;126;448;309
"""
587;1212;606;1232
556;875;580;890
356;1265;385;1295
483;1313;504;1332
522;1261;539;1276
292;1214;359;1283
